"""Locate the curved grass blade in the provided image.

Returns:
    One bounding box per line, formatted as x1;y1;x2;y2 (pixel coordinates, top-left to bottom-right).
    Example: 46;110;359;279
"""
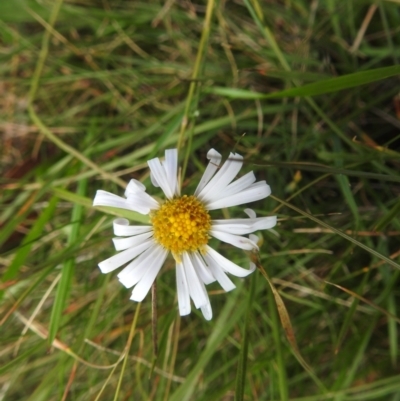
325;281;400;324
234;273;256;401
205;65;400;99
256;260;327;392
252;161;400;183
271;195;400;271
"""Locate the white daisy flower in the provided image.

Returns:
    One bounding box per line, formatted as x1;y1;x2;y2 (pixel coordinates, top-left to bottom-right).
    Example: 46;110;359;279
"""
93;149;276;320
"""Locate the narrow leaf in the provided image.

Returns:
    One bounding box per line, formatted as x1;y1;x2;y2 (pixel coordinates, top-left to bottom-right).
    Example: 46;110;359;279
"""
253;161;400;183
325;281;400;324
374;199;400;231
2;196;58;282
48;179;87;344
271;195;400;271
206;65;400;99
235;273;256;401
257;262;327;392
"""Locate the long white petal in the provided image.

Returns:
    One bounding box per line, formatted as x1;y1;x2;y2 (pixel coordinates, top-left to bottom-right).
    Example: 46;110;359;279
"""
113;218;153;236
200;302;212;321
93;190;157;215
210;229;259;251
164;149;180;197
211;216;277;234
93;190;131;209
176;262;191;316
191;251;216;285
202;252;236;292
125;180;159;212
125;192;159;213
112;231;154;251
206;171;256;203
147;157;174;199
98;239;153;273
194;149;222;196
124;179;146;196
130;247;168;302
206;182;271;210
118;244;164;288
197;153;243;202
205;245;256;277
182;253;210;309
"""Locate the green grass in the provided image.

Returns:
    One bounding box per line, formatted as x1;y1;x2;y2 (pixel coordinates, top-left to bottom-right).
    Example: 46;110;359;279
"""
1;0;400;400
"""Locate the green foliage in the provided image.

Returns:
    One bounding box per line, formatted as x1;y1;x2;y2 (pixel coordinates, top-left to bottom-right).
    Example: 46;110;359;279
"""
1;0;400;400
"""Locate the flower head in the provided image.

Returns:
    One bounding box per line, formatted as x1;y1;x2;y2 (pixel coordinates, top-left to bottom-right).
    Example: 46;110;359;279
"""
93;149;276;320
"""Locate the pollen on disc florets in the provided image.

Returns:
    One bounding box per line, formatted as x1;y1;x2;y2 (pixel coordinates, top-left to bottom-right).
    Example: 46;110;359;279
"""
151;195;211;256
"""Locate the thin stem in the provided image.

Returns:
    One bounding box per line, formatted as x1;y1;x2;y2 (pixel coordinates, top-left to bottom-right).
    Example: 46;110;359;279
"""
152;281;158;358
27;0;125;188
113;303;142;401
270;195;400;270
177;0;216;176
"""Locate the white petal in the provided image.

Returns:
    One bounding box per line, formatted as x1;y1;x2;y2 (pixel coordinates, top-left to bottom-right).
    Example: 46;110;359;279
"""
194;149;222;196
164;149;180;197
205;245;256;277
147;157;174;199
150;171;160;188
206;181;271;210
98;239;153;273
191;251;216;285
129;247;168;302
93;189;156;215
202;252;236;292
182;253;210;309
118;244;164;288
93;190;131;209
244;208;256;219
113;218;153;236
249;234;259;244
200;302;213;320
176;262;191;316
112;231;154;251
207;171;256;202
119;179;159;213
197;152;243;202
125;179;146;196
210;229;259;251
211;216;277;235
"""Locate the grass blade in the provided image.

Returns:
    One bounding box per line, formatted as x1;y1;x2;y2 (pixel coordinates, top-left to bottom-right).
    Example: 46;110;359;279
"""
234;273;256;401
271;195;400;271
2;196;58;283
325;281;400;324
169;283;246;401
48;179;87;344
205;65;400;99
257;261;326;393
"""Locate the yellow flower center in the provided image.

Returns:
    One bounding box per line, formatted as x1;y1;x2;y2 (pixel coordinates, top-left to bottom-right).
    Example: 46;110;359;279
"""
151;195;211;256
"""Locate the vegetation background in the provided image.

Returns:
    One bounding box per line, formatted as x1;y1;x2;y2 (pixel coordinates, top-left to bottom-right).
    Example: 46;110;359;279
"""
1;0;400;400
